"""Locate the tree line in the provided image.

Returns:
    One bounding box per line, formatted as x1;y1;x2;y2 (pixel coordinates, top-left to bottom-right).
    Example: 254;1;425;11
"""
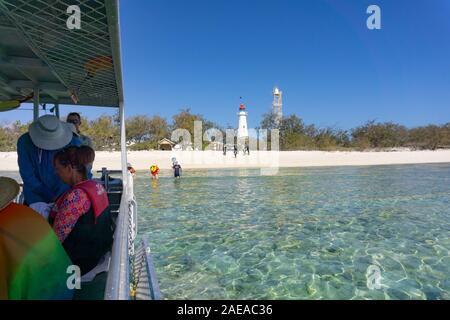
261;112;450;151
0;109;449;151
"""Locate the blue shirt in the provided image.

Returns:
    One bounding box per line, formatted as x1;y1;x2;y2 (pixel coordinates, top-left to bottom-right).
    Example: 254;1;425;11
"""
17;133;82;205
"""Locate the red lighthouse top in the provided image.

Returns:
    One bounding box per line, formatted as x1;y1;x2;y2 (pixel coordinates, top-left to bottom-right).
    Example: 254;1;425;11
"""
239;103;246;111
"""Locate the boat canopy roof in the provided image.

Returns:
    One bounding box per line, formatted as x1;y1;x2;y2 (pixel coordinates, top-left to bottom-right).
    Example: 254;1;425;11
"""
0;0;124;108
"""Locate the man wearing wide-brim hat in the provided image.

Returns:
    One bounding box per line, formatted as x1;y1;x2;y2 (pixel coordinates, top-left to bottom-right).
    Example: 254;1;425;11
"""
17;115;81;205
0;177;73;300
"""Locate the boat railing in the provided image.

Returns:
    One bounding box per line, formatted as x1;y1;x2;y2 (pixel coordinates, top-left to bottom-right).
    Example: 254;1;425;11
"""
104;169;133;300
132;236;163;300
103;169;161;300
129;198;138;255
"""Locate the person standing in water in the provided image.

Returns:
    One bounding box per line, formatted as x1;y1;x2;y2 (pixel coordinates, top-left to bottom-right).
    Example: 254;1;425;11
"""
150;164;159;180
127;163;136;177
172;161;182;179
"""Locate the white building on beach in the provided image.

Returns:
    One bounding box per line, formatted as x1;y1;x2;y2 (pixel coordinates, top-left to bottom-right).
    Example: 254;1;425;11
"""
237;103;249;143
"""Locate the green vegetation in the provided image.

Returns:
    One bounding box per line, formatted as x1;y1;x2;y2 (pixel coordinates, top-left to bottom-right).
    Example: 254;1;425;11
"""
82;115;120;151
349;121;450;151
0;110;449;151
126;115;169;151
259;112;449;151
0;121;28;151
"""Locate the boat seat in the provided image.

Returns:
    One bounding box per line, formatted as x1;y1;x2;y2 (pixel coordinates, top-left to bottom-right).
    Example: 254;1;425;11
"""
95;168;124;229
81;252;111;283
73;252;111;300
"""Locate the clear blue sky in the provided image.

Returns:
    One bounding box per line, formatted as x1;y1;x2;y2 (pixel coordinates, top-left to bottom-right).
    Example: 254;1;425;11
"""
3;0;450;130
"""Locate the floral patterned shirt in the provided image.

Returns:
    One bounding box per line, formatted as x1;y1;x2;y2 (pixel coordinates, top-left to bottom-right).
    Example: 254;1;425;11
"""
51;188;91;243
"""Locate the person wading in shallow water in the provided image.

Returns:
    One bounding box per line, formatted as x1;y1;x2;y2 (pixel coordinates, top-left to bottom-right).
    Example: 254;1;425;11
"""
172;161;182;179
128;163;136;177
150;164;159;180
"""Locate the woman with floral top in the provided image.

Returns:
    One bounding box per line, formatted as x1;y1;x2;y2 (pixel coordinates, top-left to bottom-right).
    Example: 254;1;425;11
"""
50;146;113;275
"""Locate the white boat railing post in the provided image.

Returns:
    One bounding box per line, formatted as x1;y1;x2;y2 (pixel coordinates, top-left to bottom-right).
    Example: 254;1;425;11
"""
104;102;130;300
33;87;39;121
120;102;128;189
105;194;131;300
55;103;60;119
103;0;131;299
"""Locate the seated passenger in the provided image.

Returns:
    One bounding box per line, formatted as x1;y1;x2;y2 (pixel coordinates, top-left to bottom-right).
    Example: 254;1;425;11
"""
78;145;95;179
66;112;94;148
0;177;73;300
50;146;113;275
17;115;81;205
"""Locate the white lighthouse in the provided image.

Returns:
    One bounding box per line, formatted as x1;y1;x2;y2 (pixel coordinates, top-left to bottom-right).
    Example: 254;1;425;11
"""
237;103;249;142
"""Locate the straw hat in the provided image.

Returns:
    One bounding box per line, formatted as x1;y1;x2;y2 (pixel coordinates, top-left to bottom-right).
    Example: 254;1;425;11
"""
29;115;73;150
0;177;20;211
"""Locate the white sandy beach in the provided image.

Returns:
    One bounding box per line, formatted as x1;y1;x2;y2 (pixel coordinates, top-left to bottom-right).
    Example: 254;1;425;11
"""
1;150;450;171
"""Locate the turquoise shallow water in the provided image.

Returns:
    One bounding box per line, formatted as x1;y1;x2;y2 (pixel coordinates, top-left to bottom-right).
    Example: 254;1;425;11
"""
135;164;450;300
4;164;449;300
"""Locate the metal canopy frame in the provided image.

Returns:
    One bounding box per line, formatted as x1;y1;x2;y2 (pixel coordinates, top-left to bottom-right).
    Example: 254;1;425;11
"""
0;0;132;300
0;0;124;108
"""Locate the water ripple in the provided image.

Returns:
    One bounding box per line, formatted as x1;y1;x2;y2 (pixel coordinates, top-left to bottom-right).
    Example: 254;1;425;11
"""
134;164;450;300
